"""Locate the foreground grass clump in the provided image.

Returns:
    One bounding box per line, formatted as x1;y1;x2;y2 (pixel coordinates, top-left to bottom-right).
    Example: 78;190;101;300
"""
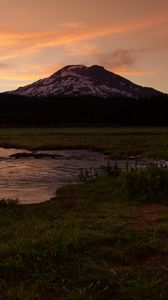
121;164;168;203
79;163;168;204
0;166;168;299
0;199;18;208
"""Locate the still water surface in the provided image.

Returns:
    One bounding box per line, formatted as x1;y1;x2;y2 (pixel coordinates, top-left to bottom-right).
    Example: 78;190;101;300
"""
0;148;166;204
0;148;107;204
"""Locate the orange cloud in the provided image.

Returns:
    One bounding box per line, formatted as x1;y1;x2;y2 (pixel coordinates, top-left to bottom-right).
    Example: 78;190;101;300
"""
0;8;167;92
0;11;167;61
0;72;43;81
112;68;154;77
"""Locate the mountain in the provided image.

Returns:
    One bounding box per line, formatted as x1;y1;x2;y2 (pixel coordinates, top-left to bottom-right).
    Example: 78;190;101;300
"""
8;65;161;99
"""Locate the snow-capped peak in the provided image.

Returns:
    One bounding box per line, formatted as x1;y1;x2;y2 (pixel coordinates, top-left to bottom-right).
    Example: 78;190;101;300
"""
57;65;87;78
8;65;160;98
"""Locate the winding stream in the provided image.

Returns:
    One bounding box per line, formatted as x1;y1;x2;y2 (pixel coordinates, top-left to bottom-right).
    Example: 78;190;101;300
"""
0;148;107;204
0;148;166;204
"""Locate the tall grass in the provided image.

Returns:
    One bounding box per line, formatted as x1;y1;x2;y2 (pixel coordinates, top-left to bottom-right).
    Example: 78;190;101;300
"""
79;163;168;204
121;164;168;203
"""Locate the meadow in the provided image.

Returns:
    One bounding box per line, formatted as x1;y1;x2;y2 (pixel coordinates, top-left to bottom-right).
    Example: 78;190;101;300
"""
0;127;168;159
0;128;168;299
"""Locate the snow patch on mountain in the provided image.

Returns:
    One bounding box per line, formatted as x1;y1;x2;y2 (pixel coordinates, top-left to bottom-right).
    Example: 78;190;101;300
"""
8;65;161;99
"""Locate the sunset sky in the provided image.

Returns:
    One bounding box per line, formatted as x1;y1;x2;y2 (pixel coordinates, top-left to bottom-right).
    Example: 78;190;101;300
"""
0;0;168;92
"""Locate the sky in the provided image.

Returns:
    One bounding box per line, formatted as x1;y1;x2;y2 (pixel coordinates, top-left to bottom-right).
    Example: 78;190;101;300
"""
0;0;168;92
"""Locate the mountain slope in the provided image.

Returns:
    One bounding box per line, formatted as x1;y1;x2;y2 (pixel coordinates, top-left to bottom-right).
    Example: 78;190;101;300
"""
8;65;161;98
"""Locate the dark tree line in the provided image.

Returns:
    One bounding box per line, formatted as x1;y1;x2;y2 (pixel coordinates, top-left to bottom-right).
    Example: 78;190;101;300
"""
0;93;168;126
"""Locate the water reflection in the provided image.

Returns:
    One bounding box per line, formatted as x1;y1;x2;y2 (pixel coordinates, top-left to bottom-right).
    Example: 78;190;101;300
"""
0;148;166;204
0;148;107;204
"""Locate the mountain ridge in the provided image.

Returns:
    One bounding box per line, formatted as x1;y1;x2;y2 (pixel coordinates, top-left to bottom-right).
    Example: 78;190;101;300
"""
7;65;162;99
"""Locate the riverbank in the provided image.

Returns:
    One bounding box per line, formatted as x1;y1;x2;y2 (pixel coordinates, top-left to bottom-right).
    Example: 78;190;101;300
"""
0;127;168;159
0;166;168;300
0;148;107;204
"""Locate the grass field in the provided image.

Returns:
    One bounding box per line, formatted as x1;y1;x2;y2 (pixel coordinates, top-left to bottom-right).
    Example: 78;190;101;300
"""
0;127;168;159
0;128;168;299
0;166;168;300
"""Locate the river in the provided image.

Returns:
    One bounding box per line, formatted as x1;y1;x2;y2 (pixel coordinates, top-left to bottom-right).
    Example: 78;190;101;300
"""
0;148;166;204
0;148;107;204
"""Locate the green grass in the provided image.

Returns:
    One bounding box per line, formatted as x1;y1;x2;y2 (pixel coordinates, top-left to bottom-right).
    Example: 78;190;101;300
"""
0;166;168;299
0;127;168;158
0;128;168;299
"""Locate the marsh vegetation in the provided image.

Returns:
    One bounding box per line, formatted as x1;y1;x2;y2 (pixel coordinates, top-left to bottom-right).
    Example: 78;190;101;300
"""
0;128;168;299
1;127;168;159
